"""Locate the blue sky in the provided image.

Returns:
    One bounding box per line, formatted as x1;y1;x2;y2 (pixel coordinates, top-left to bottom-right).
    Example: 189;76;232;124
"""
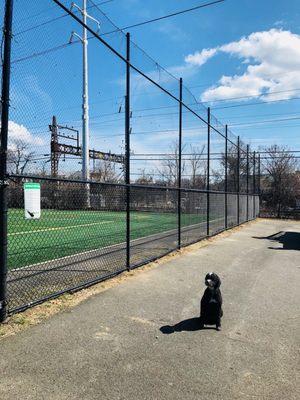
3;0;300;177
106;0;300;148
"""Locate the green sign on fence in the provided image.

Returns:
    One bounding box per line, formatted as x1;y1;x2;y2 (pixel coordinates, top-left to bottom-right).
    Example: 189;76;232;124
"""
24;182;41;219
24;183;41;190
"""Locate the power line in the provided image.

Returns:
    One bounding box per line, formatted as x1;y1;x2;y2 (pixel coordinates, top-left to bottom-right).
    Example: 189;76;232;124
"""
30;150;300;158
91;126;217;138
88;0;298;145
11;41;76;65
28;107;300;132
85;96;300;121
10;11;179;100
26;110;300;138
13;0;180;89
10;2;298;146
69;106;300;126
3;2;241;149
14;4;60;24
132;150;300;156
10;0;252;153
130;156;300;161
213;96;300;110
219;111;300;120
89;0;181;84
190;71;300;93
109;0;226;31
13;0;205;95
96;108;300;125
31;110;300;138
232;123;300;131
10;37;300;117
229;116;300;128
14;1;115;36
203;87;300;104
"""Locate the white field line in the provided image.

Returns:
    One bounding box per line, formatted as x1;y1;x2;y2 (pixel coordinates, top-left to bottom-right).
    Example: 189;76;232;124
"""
8;221;114;236
10;217;225;273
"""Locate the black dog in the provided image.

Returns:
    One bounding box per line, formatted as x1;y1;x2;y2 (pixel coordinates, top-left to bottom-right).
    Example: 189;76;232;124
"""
199;272;223;331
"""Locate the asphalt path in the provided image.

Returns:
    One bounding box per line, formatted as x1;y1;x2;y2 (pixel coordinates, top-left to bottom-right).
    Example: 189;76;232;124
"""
1;219;299;400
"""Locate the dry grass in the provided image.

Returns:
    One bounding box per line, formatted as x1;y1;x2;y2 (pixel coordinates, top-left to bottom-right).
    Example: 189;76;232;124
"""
0;220;254;340
257;217;299;223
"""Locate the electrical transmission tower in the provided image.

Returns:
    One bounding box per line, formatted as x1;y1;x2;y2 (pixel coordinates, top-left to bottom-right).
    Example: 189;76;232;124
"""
49;116;125;178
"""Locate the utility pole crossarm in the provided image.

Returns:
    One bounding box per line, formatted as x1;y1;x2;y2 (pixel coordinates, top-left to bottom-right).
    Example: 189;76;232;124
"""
71;2;101;31
69;31;83;43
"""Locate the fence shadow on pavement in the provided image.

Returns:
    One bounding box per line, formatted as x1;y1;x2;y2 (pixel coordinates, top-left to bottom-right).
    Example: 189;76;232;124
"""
253;231;300;251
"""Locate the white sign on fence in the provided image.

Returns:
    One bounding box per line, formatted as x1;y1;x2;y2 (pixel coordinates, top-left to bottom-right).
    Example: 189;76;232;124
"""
24;182;41;219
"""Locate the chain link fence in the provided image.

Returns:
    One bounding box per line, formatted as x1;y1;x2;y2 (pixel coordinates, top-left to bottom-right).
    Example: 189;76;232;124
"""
1;0;260;317
6;175;259;313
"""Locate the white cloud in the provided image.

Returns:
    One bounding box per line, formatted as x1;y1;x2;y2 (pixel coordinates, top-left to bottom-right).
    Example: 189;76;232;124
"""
201;73;272;102
184;48;218;66
184;29;300;103
219;29;300;68
7;121;44;148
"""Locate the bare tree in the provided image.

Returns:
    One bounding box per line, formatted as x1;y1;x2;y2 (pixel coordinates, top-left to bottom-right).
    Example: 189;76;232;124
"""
219;142;249;192
262;145;299;217
158;142;185;186
189;145;206;189
134;169;154;185
91;160;120;183
37;159;50;177
7;140;35;175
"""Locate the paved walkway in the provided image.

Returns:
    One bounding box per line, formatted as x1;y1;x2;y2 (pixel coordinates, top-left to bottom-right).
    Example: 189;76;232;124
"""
1;219;299;400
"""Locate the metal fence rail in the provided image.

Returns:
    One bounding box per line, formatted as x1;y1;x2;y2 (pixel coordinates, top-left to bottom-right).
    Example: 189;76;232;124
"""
0;0;261;319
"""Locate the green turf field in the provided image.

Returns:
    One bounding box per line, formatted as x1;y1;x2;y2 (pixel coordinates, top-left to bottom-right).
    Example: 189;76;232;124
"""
8;209;207;270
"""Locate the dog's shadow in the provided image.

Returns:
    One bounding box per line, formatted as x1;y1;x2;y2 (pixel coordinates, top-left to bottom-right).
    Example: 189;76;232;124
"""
160;317;216;334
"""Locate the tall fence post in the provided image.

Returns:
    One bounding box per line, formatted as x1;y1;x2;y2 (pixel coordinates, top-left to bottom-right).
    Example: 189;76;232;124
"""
246;144;249;221
258;153;261;193
237;136;240;225
206;107;210;236
253;151;256;218
0;0;14;323
178;78;183;249
125;32;131;271
224;125;228;229
257;153;261;217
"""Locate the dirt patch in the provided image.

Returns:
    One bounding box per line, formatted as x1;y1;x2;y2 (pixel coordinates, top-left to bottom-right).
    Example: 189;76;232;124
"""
0;220;255;339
